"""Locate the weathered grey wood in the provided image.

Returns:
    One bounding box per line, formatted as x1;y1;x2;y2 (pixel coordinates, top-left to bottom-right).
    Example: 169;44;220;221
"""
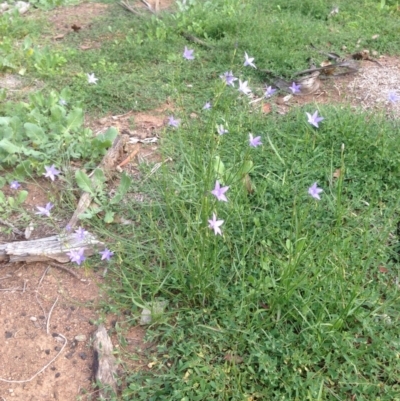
93;325;118;400
0;233;104;263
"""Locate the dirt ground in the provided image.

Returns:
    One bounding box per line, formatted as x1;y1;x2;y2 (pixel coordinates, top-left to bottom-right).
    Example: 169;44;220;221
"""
1;1;400;400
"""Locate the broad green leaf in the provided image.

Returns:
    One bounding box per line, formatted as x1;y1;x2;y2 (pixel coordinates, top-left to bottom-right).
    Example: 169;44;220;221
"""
92;168;106;191
24;123;46;143
64;108;83;133
75;170;94;195
0;191;6;205
8;196;15;207
213;155;225;179
0;139;21;154
104;210;115;223
238;160;254;177
17;190;28;204
110;172;132;205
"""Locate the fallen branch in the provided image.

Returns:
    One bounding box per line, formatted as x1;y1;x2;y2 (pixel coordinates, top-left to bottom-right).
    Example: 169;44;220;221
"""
0;232;104;264
119;0;142;15
93;325;118;400
68;134;128;230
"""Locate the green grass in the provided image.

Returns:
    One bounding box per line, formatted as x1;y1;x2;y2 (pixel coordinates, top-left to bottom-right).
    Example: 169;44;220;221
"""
1;0;400;399
106;103;400;400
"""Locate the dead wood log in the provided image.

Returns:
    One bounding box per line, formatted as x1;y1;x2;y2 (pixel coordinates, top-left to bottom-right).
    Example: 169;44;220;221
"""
0;233;104;264
93;325;118;400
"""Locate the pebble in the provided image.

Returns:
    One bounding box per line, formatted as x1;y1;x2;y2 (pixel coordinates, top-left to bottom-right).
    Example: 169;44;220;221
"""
74;334;87;342
30;316;37;322
79;352;87;360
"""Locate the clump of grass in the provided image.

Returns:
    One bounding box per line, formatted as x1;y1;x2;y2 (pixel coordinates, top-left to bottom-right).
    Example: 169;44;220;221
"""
103;78;400;398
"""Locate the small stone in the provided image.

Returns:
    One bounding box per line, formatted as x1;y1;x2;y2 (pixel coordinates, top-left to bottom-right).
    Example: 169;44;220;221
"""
54;346;61;352
79;352;87;360
55;372;61;378
65;352;74;360
30;316;37;322
5;331;12;339
45;349;50;355
74;334;86;342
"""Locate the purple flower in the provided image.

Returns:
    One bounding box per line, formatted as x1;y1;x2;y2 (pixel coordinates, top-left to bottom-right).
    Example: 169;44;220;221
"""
264;86;277;98
289;82;301;94
65;224;72;232
208;213;224;236
183;46;194;60
249;133;262;147
308;182;323;200
67;248;86;265
211;180;229;202
244;52;256;68
217;125;228;135
99;248;114;261
10;181;21;190
168;116;180;128
35;202;54;217
74;226;88;241
238;80;251;95
44;165;61;181
220;71;237;87
203;101;211;110
306;111;324;128
87;73;98;84
388;91;399;103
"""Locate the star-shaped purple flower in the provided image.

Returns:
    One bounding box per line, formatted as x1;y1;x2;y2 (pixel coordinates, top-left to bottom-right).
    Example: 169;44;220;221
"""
308;182;323;200
67;248;86;265
306;111;324;128
99;248;114;261
211;180;229;202
168;116;180;128
36;202;54;217
244;52;256;68
203;101;211;110
249;133;262;147
388;91;399;103
264;86;277;98
10;181;21;190
289;82;301;94
183;46;194;60
217;125;228;135
208;213;224;236
74;226;88;241
220;71;237;87
44;165;61;181
238;80;251;95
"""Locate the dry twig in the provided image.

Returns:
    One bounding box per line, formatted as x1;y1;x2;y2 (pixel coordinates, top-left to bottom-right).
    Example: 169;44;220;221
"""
49;262;81;280
46;296;59;334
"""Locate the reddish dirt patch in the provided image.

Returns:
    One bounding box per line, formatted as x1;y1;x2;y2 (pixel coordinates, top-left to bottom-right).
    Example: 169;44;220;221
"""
47;2;109;38
0;262;147;401
0;262;99;400
86;105;172;176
